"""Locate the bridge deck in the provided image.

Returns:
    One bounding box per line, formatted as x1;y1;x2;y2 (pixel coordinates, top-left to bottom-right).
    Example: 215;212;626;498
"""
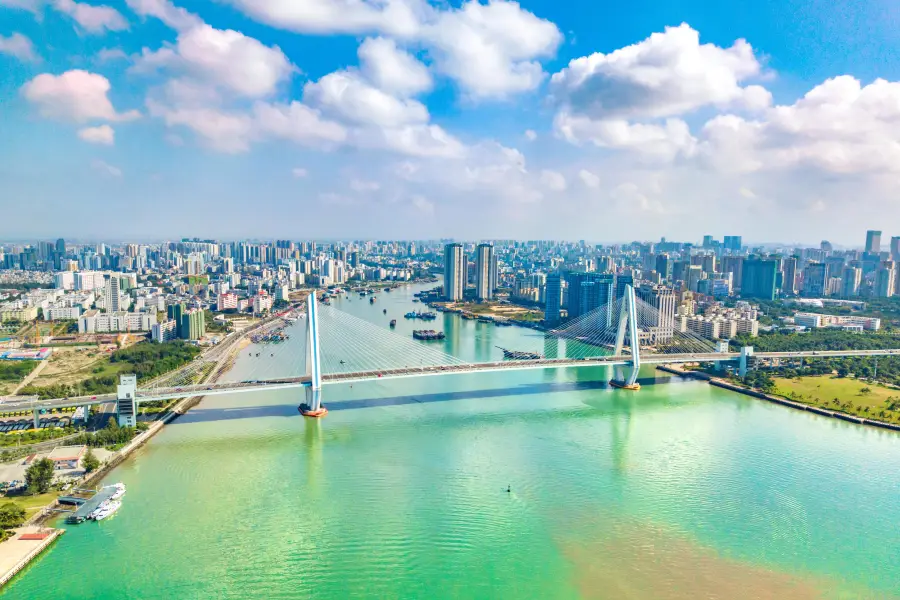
8;348;900;411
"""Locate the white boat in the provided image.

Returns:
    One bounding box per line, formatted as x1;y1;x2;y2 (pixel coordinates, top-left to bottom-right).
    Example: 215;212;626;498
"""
95;500;121;521
110;483;126;500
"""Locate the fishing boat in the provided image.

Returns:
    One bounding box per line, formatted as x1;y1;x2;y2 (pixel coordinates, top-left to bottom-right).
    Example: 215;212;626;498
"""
383;309;387;314
298;403;328;418
413;330;446;341
390;319;397;327
370;297;376;304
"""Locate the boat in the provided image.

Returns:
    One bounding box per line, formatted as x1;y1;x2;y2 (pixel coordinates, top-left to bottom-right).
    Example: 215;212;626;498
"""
390;319;397;327
95;500;122;520
497;347;542;360
383;309;387;314
370;297;376;304
413;330;446;341
110;482;126;500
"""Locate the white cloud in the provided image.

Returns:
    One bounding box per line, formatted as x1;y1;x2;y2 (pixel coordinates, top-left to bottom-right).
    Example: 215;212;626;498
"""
699;76;900;175
147;100;254;153
22;70;140;122
739;186;756;198
353;123;465;158
540;169;566;191
91;158;122;177
97;47;128;62
0;33;39;62
125;0;201;30
54;0;129;34
578;169;600;188
555;113;697;161
551;24;768;120
78;124;115;144
227;0;561;99
304;70;429;127
0;0;41;12
358;37;431;97
524;129;537;141
133;23;294;98
291;167;308;178
252;101;347;145
411;194;434;215
350;179;380;192
423;1;561;98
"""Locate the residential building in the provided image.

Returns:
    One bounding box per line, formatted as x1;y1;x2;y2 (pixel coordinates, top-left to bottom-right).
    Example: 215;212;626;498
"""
721;256;744;292
78;310;155;333
0;306;39;322
152;319;179;342
443;243;465;301
865;230;882;254
217;292;238;311
252;291;273;315
636;285;676;343
105;275;121;312
474;243;495;301
45;306;81;320
802;262;828;297
841;266;862;297
565;272;615;321
781;257;798;295
544;273;562;326
180;309;206;340
741;258;778;300
875;261;896;297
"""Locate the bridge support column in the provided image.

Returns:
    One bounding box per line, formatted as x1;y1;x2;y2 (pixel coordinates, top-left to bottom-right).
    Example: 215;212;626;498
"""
32;409;40;430
117;374;138;428
612;285;642;391
738;346;754;377
300;293;327;417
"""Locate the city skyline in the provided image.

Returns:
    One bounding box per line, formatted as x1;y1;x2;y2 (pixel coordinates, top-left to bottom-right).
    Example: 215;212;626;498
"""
3;0;900;240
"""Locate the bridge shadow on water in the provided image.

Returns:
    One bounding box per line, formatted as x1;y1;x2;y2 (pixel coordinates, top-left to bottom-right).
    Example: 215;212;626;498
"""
171;374;684;425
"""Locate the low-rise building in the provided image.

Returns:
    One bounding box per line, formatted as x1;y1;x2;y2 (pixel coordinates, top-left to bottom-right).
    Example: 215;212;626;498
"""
78;310;156;333
793;312;881;331
47;445;86;470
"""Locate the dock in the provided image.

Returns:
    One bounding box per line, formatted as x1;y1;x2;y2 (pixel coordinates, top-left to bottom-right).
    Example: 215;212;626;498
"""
0;527;63;589
66;485;118;523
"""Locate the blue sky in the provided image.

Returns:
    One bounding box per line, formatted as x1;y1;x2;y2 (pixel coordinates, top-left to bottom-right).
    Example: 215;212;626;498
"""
2;0;899;244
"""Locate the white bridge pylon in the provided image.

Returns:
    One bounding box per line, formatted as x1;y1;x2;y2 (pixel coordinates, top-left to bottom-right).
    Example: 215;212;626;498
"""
305;292;323;411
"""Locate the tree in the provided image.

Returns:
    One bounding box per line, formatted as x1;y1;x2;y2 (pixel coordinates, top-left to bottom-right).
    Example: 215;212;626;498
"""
82;448;100;473
860;387;872;395
25;458;54;494
0;503;25;529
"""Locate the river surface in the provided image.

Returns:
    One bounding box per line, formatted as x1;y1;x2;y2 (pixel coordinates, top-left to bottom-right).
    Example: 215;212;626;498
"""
3;282;899;599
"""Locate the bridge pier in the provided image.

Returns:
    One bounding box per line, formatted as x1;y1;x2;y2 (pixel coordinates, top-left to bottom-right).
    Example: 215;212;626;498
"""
32;409;40;430
738;346;754;377
299;293;327;418
117;374;138;428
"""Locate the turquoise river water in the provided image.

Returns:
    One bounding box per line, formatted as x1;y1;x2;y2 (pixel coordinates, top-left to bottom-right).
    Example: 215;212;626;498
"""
2;282;899;599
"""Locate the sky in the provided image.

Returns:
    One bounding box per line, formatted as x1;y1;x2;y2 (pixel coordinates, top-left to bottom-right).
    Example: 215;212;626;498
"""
2;0;900;244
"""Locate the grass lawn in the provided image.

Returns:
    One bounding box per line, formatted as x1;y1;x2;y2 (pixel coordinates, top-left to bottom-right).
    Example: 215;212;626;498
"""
2;490;60;519
773;375;900;423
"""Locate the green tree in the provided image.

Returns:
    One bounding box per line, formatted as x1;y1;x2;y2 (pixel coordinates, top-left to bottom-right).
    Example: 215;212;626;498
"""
25;458;54;494
82;448;100;473
0;503;25;529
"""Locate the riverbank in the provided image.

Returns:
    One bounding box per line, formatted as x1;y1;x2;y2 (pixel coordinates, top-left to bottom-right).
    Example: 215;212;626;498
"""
657;364;900;433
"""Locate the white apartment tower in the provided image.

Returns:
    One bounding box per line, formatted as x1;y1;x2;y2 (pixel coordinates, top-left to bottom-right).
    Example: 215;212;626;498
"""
443;243;465;301
475;243;495;301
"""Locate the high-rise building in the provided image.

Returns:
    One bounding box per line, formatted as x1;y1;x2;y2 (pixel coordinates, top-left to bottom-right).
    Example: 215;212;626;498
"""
821;240;833;253
741;258;778;300
723;236;742;251
544;273;562;326
655;254;672;281
565;272;615;321
876;261;896;297
781;257;798;295
841;266;862;297
891;237;900;261
702;235;715;248
721;256;744;292
474;244;495;301
180;309;206;340
636;285;676;343
802;262;827;297
104;276;121;313
615;273;633;299
866;230;882;254
686;265;704;293
442;243;465;301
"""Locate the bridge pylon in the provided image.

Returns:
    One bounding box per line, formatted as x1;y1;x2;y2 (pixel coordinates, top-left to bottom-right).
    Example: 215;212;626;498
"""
611;284;641;390
117;374;138;427
300;293;327;417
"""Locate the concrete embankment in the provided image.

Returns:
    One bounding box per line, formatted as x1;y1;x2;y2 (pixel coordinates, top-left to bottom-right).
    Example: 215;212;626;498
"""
657;365;900;433
0;528;63;588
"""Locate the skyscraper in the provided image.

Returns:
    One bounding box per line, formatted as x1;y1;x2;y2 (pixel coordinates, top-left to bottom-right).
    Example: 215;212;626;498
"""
655;254;672;281
866;230;882;254
565;272;615;321
443;243;465;301
474;244;495;301
636;285;676;343
721;256;744;292
544;273;562;326
723;236;742;251
781;257;798;295
104;276;121;313
891;237;900;261
802;262;827;297
876;261;896;297
841;266;862;297
741;258;778;300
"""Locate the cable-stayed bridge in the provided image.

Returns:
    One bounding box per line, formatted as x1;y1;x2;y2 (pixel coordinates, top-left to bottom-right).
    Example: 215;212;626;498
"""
8;286;900;423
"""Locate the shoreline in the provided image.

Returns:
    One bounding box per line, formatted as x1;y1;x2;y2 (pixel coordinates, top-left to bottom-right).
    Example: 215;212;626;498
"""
657;364;900;433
